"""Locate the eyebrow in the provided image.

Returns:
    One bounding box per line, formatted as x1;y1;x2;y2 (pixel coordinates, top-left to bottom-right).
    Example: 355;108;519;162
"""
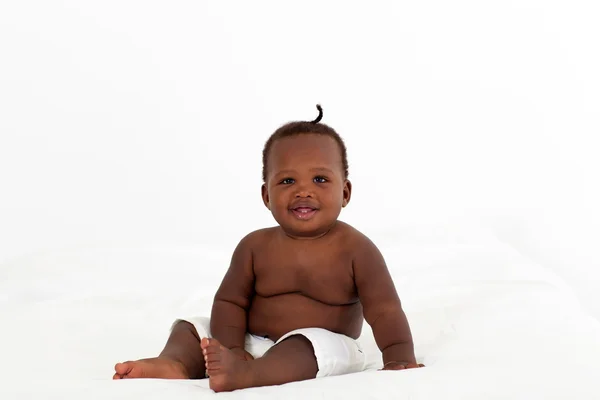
309;167;335;175
273;170;296;177
277;167;333;175
274;167;335;177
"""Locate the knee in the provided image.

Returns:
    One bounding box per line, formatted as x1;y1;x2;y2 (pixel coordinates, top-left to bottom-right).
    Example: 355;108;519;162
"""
279;334;317;360
278;335;318;378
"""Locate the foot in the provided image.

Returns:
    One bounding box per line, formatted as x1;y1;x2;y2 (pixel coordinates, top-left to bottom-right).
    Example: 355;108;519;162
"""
201;337;253;392
113;357;188;380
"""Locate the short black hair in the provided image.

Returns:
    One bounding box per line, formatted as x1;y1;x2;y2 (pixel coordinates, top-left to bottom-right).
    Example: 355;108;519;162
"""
261;105;349;182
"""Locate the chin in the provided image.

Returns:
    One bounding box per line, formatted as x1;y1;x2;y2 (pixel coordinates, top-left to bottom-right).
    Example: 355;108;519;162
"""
279;219;337;239
271;209;338;237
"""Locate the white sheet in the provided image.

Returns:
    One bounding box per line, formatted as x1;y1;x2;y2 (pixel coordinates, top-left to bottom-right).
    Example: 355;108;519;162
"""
1;223;599;399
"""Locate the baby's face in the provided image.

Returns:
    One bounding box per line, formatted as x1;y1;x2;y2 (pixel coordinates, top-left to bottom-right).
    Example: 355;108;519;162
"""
262;134;351;238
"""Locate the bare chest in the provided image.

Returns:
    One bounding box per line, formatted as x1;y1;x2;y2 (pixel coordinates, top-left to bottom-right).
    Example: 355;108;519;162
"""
253;244;357;305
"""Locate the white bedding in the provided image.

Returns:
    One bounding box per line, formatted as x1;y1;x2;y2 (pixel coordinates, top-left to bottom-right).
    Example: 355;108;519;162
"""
1;223;599;399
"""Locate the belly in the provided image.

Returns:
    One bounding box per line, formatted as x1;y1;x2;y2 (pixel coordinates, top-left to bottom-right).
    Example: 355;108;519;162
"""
248;293;364;341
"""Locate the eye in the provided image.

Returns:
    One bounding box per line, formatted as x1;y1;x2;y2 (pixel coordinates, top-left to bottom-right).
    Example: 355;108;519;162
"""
280;178;295;185
313;176;328;183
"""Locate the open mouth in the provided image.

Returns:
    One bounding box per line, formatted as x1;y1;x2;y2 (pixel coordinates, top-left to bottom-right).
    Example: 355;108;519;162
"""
290;207;318;220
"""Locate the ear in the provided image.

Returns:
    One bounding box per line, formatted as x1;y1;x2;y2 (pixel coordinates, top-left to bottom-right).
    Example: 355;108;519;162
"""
261;183;271;210
342;179;352;207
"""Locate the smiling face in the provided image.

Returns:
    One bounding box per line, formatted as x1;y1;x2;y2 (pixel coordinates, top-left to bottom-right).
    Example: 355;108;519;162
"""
262;134;351;239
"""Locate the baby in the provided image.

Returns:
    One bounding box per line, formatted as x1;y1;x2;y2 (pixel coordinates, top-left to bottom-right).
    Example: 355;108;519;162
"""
113;106;422;392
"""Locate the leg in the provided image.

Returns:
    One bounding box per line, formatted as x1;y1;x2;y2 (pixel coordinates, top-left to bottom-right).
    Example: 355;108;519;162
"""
202;335;317;392
113;320;206;379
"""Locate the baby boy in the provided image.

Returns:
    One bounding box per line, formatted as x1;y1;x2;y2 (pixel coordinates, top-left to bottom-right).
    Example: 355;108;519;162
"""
113;106;422;392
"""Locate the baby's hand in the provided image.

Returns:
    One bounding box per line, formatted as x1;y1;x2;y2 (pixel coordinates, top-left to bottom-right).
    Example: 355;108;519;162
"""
381;361;425;371
230;347;254;361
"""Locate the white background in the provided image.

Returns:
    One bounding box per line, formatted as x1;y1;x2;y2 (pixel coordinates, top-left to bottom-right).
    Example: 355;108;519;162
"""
1;1;599;317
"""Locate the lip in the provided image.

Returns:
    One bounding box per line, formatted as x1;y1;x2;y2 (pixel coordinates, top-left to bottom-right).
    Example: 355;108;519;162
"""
289;200;319;211
290;208;318;220
288;200;319;221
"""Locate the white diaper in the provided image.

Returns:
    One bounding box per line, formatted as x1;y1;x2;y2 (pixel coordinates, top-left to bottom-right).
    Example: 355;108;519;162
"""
172;316;366;378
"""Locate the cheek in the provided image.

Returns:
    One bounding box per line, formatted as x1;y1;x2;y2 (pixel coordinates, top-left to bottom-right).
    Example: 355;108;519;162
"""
323;187;344;204
268;189;288;208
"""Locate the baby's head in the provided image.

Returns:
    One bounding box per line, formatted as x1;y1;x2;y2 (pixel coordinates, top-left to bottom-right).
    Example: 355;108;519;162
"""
261;105;351;238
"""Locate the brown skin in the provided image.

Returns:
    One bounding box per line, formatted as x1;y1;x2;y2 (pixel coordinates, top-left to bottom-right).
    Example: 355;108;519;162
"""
113;134;421;391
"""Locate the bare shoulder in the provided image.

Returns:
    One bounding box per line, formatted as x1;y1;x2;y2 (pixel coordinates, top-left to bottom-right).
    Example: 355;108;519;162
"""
334;221;380;254
334;222;388;280
237;226;279;250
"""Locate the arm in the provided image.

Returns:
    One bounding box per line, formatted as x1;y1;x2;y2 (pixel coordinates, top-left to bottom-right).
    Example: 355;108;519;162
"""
353;235;417;366
210;234;255;351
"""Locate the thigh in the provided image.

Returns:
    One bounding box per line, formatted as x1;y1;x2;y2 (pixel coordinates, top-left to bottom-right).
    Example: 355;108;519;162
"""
275;328;366;377
251;334;319;384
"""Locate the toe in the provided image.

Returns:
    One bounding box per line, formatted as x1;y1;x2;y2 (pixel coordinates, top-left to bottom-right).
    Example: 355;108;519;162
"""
200;337;211;350
203;346;220;355
204;353;221;362
114;362;132;375
206;362;221;373
207;338;221;347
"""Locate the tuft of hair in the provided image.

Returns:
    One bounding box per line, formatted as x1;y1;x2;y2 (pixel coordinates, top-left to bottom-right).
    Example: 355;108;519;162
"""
262;105;349;182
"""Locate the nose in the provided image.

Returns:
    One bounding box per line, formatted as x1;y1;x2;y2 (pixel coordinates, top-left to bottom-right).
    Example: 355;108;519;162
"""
294;183;314;198
296;190;313;198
